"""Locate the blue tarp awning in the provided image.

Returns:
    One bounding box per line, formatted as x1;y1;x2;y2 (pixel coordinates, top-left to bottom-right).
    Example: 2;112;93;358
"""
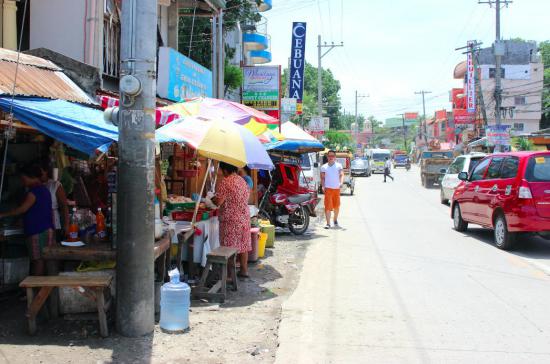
0;97;118;155
265;139;324;153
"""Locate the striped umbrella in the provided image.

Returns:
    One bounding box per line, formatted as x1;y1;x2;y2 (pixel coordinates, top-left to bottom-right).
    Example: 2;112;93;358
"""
156;116;274;170
160;97;279;136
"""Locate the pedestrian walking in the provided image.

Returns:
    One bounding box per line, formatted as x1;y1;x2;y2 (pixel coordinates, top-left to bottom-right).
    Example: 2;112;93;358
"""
321;150;344;229
384;157;394;182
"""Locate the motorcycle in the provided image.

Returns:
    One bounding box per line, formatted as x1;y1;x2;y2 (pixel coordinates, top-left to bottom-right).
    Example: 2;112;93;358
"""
405;161;411;171
258;162;318;235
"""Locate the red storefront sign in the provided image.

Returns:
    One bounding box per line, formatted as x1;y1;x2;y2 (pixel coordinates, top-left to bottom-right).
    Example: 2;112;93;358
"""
435;109;447;120
453;109;475;125
404;112;418;121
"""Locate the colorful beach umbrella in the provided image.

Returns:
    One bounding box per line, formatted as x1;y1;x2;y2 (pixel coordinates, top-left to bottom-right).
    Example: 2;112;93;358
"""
160;97;279;136
156;116;274;170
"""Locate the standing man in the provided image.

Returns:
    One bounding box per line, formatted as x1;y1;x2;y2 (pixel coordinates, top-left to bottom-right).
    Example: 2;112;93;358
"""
321;150;344;229
384;157;394;182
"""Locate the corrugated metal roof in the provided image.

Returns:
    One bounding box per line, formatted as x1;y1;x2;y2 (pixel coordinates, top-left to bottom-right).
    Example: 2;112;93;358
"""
0;48;94;104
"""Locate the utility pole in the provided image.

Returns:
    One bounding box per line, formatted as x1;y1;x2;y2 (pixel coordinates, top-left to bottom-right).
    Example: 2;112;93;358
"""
397;113;407;150
317;35;343;117
116;0;157;337
354;90;368;147
415;90;431;142
479;0;512;151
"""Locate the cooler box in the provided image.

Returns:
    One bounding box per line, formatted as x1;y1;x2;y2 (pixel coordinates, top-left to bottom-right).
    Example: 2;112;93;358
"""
261;224;275;248
248;227;260;262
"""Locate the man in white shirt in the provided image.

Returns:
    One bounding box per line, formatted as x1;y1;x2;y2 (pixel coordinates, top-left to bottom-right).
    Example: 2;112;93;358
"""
384;157;394;182
320;150;344;229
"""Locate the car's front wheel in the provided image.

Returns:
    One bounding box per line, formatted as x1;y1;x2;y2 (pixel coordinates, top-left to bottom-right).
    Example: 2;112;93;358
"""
494;214;516;250
453;204;468;232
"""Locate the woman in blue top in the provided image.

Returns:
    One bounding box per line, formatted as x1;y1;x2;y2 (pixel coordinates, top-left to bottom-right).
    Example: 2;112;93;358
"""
0;164;54;275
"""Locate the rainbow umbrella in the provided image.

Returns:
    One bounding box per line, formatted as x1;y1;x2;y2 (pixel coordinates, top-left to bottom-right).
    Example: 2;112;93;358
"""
160;97;279;136
156;116;274;170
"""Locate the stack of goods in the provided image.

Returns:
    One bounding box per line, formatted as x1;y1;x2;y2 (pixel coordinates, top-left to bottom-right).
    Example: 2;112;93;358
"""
165;195;215;222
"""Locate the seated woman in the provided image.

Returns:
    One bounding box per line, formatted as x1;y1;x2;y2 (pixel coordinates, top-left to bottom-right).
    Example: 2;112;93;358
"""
0;164;54;275
215;162;252;278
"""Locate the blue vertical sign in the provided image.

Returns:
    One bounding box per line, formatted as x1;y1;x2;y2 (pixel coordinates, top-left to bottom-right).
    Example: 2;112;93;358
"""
289;22;307;114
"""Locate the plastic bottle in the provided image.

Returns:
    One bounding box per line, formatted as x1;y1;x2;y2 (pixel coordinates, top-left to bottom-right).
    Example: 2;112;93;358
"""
154;196;161;220
68;208;79;242
96;208;106;240
159;268;190;333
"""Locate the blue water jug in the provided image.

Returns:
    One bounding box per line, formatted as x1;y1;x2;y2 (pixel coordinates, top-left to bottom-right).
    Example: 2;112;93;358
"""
159;268;191;333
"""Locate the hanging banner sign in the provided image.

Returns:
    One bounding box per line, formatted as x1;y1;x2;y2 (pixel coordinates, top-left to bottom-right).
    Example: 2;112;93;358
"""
466;41;476;113
289;22;307;115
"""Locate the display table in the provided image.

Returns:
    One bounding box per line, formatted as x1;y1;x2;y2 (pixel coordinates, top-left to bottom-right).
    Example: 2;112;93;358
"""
42;233;172;318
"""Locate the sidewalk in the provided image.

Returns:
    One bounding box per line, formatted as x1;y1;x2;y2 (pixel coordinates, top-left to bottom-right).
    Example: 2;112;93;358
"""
0;221;324;364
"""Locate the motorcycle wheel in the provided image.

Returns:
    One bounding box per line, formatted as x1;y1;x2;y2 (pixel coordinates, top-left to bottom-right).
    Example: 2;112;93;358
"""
288;205;310;235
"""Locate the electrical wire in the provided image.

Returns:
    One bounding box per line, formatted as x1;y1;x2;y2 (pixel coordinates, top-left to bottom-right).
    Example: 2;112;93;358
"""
187;0;198;57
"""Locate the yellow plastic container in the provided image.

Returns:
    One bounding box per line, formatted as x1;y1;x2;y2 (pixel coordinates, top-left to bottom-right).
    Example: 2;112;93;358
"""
258;232;268;258
170;244;178;257
260;224;275;248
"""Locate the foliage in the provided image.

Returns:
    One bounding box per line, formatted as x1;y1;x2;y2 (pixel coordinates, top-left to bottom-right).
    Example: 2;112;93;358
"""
282;62;342;128
512;136;534;151
324;130;353;151
224;61;243;93
178;0;261;69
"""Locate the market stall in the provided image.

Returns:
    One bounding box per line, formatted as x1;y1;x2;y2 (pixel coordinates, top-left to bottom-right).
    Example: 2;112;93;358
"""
155;116;274;281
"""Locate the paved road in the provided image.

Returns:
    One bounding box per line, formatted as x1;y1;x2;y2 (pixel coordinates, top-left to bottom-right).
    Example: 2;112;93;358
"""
275;166;550;363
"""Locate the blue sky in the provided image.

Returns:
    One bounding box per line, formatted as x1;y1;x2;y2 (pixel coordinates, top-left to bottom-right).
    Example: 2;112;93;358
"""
264;0;550;121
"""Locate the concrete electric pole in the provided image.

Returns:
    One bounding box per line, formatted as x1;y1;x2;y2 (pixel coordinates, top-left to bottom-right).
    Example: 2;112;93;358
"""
479;0;512;151
116;0;157;337
397;113;407;151
317;35;343;117
415;90;431;142
354;90;368;147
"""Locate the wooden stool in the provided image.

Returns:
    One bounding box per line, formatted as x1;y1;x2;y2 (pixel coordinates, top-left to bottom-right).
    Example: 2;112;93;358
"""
19;275;113;337
193;247;238;303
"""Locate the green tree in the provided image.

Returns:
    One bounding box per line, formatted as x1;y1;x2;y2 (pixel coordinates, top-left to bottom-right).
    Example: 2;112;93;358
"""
178;1;261;69
282;63;342;128
324;130;353;151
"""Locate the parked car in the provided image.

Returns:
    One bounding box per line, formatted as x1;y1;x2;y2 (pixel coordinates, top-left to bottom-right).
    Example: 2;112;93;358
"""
440;153;486;204
351;158;371;177
451;151;550;250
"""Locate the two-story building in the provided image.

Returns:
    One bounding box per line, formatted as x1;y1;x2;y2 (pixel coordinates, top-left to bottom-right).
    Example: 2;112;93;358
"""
477;40;544;135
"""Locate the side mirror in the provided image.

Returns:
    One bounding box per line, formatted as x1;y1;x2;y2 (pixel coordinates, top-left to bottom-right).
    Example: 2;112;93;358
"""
439;168;447;174
458;172;469;181
313;163;319;168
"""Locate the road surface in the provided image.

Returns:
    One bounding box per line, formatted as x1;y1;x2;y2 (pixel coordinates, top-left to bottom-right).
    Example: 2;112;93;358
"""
275;166;550;363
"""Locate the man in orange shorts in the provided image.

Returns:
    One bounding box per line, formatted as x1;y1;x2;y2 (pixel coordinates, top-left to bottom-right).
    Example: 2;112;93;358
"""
321;150;344;229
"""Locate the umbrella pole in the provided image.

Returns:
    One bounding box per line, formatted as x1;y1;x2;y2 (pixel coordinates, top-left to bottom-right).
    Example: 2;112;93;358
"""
191;158;212;226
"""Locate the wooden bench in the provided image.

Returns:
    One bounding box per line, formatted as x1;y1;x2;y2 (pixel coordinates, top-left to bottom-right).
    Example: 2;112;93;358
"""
19;275;113;337
193;247;238;303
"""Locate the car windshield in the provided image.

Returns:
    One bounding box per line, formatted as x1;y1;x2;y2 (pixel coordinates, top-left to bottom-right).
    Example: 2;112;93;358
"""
525;155;550;182
352;159;366;168
373;153;389;161
394;155;407;161
422;151;453;159
300;154;311;170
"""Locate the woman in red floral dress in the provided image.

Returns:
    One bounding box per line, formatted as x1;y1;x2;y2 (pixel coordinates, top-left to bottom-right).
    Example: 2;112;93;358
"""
215;162;252;277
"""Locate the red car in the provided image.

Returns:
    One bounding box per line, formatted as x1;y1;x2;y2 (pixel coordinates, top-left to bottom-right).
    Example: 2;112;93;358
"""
451;151;550;250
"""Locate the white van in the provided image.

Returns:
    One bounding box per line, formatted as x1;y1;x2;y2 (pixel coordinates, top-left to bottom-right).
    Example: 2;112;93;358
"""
440;152;486;204
370;148;392;173
299;152;320;191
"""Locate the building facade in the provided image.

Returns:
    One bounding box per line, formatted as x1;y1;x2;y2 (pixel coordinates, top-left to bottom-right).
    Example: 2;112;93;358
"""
477;40;544;135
